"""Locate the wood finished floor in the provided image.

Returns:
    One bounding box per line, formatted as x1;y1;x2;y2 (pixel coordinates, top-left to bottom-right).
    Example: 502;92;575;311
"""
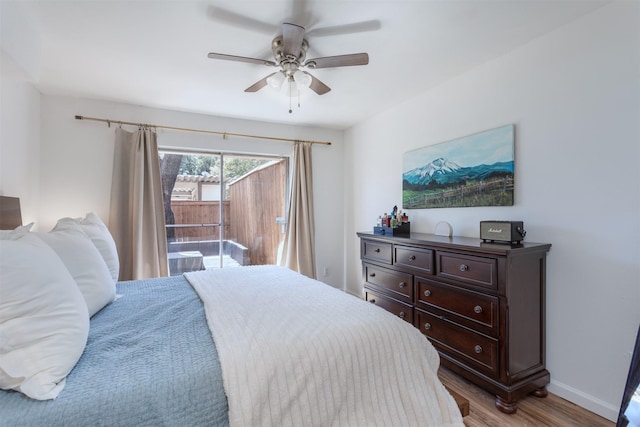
438;367;614;427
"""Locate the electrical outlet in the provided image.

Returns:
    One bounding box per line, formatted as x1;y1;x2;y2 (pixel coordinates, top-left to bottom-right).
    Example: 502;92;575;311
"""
323;266;329;277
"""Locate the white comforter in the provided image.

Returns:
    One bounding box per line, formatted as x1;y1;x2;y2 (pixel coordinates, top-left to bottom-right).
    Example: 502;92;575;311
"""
185;266;463;427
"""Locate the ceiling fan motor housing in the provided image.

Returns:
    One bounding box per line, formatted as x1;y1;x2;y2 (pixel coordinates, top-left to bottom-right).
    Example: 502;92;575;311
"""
272;35;308;69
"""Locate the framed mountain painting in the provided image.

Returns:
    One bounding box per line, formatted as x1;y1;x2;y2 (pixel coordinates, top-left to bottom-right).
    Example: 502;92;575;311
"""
402;124;514;209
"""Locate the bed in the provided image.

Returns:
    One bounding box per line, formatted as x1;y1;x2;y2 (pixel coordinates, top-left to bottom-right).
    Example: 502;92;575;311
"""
0;197;464;426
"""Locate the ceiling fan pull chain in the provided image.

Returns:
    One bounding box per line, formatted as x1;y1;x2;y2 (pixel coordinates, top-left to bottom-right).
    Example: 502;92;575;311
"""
289;79;293;114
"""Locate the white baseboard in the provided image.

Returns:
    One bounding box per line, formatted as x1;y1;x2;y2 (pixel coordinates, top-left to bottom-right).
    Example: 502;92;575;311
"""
548;379;619;422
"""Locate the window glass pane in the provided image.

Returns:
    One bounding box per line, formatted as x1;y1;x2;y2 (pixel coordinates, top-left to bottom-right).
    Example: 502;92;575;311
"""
159;150;286;274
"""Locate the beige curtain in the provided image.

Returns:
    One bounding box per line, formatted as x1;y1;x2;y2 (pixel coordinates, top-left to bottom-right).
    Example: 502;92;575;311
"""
109;128;168;280
280;142;316;278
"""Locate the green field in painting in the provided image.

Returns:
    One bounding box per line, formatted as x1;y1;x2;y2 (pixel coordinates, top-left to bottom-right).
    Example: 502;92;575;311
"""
403;178;513;209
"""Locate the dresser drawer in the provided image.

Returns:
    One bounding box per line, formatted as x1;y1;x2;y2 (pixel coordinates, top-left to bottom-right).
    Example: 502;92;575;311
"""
362;239;393;264
366;289;413;324
364;264;413;301
394;245;434;274
416;278;499;335
437;251;497;290
415;309;498;376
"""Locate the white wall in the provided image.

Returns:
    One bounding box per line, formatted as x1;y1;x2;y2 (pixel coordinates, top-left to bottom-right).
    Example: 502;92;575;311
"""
0;0;42;225
0;52;41;225
345;1;639;421
36;95;345;288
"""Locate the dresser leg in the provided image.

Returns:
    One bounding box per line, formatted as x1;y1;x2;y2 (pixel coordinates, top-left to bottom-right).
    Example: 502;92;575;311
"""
531;386;548;398
494;385;548;414
495;396;518;414
496;396;518;414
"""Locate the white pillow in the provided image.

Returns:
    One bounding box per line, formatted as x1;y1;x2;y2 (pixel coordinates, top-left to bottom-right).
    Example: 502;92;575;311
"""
36;219;116;317
76;212;120;283
0;230;89;400
0;222;34;238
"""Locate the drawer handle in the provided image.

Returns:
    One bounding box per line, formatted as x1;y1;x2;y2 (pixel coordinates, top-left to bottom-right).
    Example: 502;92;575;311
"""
398;282;406;288
459;264;469;272
369;299;376;304
424;289;431;297
398;311;405;319
369;273;376;277
474;305;483;314
474;345;483;354
424;322;432;330
374;248;381;253
409;255;416;261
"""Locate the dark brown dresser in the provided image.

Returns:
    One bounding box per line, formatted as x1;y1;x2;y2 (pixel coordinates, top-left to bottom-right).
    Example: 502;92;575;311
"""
357;231;551;414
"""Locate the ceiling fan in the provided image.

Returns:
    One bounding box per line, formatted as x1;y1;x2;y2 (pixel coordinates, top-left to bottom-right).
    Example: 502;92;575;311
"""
207;22;370;100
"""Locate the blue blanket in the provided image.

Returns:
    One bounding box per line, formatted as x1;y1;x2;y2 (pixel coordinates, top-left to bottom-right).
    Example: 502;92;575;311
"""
0;275;229;427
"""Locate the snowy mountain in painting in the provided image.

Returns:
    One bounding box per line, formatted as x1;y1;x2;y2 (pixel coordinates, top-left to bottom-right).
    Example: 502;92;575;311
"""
403;158;513;186
403;158;461;182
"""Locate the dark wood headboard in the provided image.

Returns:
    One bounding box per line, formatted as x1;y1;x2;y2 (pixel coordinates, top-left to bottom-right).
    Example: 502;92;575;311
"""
0;196;23;230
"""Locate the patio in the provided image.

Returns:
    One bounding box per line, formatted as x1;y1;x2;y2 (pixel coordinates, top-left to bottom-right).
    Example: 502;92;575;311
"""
167;239;247;275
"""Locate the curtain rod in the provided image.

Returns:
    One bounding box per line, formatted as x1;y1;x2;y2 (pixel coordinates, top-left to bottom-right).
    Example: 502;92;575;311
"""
74;115;332;146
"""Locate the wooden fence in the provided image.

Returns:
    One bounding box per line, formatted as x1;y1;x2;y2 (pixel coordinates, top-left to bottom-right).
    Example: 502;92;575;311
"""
170;200;230;241
229;160;286;265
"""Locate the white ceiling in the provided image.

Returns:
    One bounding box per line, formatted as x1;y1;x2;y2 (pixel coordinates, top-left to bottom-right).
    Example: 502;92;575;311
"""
20;0;607;130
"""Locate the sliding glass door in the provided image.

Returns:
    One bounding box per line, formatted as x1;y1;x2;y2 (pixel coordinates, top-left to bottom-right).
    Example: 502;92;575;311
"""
159;150;287;275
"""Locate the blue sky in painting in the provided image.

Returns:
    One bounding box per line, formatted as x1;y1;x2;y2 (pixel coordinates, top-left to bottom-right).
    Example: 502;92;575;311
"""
402;124;514;172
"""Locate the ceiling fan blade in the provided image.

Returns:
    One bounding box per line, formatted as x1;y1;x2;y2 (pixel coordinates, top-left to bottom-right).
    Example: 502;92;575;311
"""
244;73;276;93
282;22;305;58
304;53;369;69
208;52;277;67
306;20;381;37
206;6;278;35
304;71;331;95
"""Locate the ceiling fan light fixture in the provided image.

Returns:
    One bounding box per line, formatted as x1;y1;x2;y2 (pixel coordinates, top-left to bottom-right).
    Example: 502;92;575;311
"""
266;71;285;89
293;70;312;88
